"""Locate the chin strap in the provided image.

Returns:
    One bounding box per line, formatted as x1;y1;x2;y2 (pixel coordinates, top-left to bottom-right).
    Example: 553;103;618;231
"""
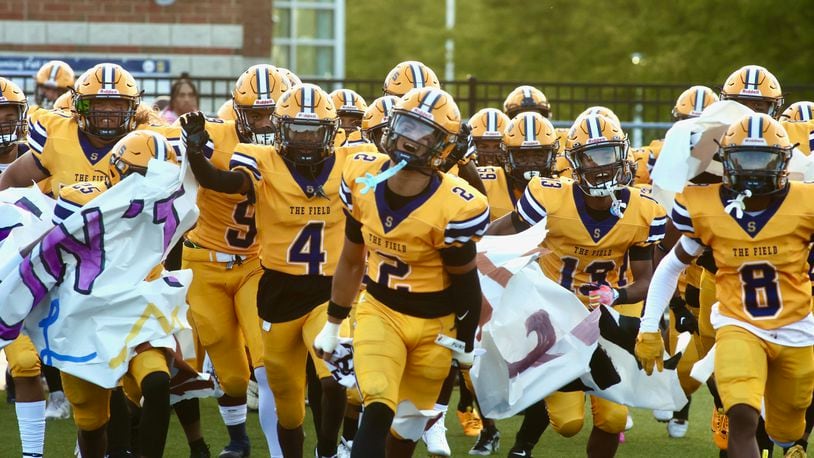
355;159;408;194
724;189;752;219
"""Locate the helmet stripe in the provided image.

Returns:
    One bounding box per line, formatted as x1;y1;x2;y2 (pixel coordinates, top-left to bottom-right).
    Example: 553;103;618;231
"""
694;88;706;113
409;63;425;88
419;90;441;112
103;64;115;89
382;97;394;113
343;90;354;107
256;67;268;100
748;115;762;139
49;64;60;83
487;111;496;132
746;67;759;89
524;115;535;142
586;115;601;139
803;105;813;121
302;86;314;113
522;87;531;98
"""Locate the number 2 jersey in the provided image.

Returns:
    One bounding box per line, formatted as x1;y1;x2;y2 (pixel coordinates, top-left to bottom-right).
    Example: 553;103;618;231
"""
230;142;376;322
673;182;814;331
515;177;667;305
340;152;490;317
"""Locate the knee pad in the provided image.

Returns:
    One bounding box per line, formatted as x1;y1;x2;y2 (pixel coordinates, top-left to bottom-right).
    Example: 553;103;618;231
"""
594;406;628;434
219;373;249;399
553;418;584;438
390;400;434;442
10;350;41;378
140;372;170;403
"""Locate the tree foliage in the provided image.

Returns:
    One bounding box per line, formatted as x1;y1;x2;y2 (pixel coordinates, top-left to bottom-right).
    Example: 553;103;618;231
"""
347;0;814;86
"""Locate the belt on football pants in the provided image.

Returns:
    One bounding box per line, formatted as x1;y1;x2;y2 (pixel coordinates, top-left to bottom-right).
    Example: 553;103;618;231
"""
183;239;248;268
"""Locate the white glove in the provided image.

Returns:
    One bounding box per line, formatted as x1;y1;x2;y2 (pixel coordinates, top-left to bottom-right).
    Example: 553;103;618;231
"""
453;350;474;369
313;321;341;361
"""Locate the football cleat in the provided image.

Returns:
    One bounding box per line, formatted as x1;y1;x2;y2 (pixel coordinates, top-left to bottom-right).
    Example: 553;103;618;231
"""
45;390;71;420
469;428;500;455
337;438;352;458
711;407;729;450
653;409;672;422
784;444;807;458
457;407;483;437
422;411;451;456
218;439;250;458
667;418;688;438
507;441;534;457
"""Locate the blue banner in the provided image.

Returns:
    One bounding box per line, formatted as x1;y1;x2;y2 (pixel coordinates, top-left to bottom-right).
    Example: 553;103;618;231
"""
0;56;171;76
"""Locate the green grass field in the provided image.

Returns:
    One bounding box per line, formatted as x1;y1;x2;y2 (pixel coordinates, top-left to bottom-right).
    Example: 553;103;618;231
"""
0;387;779;457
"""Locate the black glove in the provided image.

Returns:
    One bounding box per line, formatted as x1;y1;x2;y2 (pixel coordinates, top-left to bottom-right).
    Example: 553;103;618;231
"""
670;296;699;334
179;111;210;155
440;123;472;172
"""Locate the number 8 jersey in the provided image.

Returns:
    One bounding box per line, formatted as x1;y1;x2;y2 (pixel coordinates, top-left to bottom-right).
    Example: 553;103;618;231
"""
673;182;814;330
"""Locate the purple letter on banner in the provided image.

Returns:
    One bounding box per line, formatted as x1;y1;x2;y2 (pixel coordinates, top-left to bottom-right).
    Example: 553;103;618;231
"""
153;188;184;252
38;208;105;295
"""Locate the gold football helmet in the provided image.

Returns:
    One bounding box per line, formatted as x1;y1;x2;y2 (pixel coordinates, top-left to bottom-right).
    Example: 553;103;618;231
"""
566;114;632;197
719;113;793;196
361;95;399;149
780;101;814;122
35;60;75;109
673;85;718;120
381;87;461;170
232;64;290;145
108;130;178;185
576;106;621;128
383;61;441;97
273;83;339;165
468;108;510;167
0;77;28;151
503;112;559;183
720;65;783;117
503;85;551;118
330;89;368;131
74;63;141;139
278;67;302;87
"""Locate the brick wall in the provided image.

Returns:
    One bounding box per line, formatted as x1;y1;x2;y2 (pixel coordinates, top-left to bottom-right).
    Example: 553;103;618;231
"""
0;0;273;74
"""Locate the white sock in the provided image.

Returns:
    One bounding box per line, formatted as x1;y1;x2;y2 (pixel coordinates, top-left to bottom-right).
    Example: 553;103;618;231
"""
218;404;247;426
254;366;283;458
48;391;65;403
16;400;46;457
433;403;448;413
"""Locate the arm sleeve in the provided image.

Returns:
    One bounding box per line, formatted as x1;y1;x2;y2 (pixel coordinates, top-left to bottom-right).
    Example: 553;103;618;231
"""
186;149;248;194
640;236;704;332
343;209;364;244
442;242;481;352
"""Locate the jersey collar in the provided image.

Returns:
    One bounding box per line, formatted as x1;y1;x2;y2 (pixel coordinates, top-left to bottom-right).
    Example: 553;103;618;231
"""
374;162;441;234
718;185;789;239
284;154;336;198
77;129;114;166
572;185;631;243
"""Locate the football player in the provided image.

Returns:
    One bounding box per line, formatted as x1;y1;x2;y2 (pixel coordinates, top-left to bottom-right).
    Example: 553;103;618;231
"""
183;83;375;458
489;114;666;458
330;89;369;147
32;60;75;111
55;130;179;458
779;101;814;155
502;85;551;119
176;64;289;458
361;95;399;151
382;60;440;97
0;77;28;173
0;63;142;195
636;113;814;458
312;87;488;457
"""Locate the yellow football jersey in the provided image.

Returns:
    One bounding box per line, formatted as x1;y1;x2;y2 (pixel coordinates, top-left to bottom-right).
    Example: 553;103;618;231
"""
161;120;258;255
781;119;814;155
673;183;814;329
515;178;667;304
477;166;519;221
231;143;375;275
340;152;489;313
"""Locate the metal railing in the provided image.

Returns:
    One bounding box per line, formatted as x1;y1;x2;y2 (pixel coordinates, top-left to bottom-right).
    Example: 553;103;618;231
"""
9;73;814;146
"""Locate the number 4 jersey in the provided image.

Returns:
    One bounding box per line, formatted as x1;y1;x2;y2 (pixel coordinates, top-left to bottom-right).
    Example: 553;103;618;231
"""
516;177;667;304
673;182;814;330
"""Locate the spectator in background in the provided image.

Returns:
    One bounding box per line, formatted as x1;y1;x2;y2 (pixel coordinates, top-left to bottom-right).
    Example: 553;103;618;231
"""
152;95;171;113
160;73;199;123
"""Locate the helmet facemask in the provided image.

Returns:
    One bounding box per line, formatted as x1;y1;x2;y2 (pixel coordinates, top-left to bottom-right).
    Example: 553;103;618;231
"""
721;146;791;196
274;116;338;166
0;103;28;152
507;146;557;184
382;111;453;172
75;95;138;140
473;138;506;168
236;105;276;146
568;141;632;197
364;125;387;151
